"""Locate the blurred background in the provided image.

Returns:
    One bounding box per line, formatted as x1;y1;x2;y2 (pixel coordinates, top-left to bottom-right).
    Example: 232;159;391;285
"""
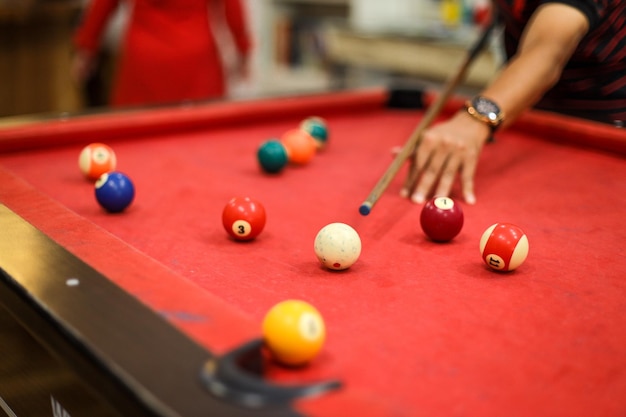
0;0;502;121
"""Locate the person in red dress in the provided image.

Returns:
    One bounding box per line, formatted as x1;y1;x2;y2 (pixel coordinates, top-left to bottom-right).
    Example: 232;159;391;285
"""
72;0;252;107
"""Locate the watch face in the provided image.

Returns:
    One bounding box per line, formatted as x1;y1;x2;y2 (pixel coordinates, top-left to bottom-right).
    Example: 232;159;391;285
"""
473;97;501;123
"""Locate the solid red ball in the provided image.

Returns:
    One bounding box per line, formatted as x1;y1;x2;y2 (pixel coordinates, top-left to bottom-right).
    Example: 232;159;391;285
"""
222;196;266;241
420;197;464;242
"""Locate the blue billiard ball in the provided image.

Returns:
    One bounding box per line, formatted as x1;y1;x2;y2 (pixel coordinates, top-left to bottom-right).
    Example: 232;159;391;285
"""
257;139;288;173
95;171;135;213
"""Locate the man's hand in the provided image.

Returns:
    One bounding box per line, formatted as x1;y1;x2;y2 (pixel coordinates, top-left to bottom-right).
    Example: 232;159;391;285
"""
401;111;492;205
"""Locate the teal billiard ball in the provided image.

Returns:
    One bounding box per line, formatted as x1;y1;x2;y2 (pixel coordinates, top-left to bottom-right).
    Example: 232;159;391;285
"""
300;117;328;149
257;139;288;173
95;171;135;213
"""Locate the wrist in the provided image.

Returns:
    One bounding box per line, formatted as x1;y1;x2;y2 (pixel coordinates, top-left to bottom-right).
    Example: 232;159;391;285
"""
456;110;494;144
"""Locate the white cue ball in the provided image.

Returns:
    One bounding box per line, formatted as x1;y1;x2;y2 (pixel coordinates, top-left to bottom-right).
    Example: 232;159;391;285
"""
314;223;362;271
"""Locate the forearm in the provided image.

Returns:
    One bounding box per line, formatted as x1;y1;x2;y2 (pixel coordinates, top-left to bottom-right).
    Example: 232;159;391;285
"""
479;4;589;126
224;0;252;56
482;48;563;125
73;0;120;53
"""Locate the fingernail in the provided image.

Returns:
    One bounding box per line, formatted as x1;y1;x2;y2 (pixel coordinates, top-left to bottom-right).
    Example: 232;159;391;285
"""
400;188;409;198
411;193;425;204
465;193;476;205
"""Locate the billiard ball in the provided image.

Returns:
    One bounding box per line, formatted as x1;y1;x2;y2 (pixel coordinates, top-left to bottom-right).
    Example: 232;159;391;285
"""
95;171;135;213
300;117;328;149
314;222;362;270
79;143;117;181
222;196;266;241
281;129;317;165
257;139;288;174
479;223;529;271
262;299;325;366
420;196;464;242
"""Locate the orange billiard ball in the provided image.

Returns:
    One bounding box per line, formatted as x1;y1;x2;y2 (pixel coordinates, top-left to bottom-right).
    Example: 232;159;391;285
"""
222;196;266;241
479;222;529;271
79;143;117;181
262;300;325;366
280;129;317;165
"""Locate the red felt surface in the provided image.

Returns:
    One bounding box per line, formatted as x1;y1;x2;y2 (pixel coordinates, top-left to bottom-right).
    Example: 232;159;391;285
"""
1;90;626;416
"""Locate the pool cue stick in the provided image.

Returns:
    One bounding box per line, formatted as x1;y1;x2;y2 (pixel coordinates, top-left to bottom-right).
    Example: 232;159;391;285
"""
358;19;497;216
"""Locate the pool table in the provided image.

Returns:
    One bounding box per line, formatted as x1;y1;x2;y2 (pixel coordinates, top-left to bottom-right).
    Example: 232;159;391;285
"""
0;88;625;417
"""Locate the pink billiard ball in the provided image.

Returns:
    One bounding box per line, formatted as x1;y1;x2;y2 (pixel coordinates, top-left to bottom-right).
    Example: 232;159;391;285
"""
479;223;529;271
419;197;464;242
222;196;266;241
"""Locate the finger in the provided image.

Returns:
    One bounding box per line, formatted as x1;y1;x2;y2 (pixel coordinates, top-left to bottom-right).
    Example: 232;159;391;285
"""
401;156;418;198
390;146;415;197
414;133;435;172
460;149;480;205
434;153;462;198
411;149;449;204
402;133;434;200
400;143;421;197
410;131;454;203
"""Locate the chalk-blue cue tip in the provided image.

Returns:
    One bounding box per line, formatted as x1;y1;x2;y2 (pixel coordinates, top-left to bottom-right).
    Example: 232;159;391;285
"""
359;203;371;216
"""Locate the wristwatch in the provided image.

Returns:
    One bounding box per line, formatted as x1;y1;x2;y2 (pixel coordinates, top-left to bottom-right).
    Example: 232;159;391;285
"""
464;96;505;132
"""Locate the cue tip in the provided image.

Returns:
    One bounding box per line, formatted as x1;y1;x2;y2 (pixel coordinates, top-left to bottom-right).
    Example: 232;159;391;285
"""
359;202;372;216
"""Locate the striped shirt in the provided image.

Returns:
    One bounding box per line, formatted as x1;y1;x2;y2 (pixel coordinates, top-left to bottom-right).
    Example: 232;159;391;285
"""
493;0;626;124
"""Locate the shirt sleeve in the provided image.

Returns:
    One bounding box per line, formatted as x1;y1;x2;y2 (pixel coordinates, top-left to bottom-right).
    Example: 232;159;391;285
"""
223;0;252;56
539;0;608;30
73;0;120;53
